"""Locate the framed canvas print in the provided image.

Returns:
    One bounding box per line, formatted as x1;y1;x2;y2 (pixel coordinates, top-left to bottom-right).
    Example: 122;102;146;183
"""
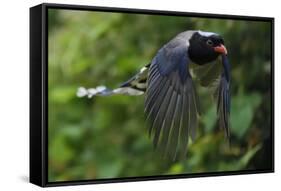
30;3;274;187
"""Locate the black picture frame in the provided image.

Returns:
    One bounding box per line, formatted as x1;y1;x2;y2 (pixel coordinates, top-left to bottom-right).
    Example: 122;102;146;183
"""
30;3;275;187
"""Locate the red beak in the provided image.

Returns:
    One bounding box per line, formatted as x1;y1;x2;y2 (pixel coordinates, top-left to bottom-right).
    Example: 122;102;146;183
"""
214;44;228;55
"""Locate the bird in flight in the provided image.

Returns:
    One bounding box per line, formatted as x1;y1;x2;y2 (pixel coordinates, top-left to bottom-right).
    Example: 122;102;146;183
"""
77;30;230;160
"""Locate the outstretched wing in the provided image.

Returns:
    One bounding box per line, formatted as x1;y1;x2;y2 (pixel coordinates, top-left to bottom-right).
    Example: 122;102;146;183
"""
145;38;200;160
217;55;231;138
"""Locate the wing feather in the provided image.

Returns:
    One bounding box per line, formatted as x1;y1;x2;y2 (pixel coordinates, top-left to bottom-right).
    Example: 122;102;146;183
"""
217;55;231;138
157;89;178;151
180;90;190;158
145;34;200;159
146;78;170;135
166;94;182;159
152;84;174;145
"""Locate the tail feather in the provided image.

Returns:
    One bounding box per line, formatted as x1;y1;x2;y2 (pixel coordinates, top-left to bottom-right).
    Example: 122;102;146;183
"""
77;64;150;98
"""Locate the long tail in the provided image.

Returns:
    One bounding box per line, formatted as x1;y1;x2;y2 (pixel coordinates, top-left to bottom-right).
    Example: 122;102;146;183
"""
77;64;150;98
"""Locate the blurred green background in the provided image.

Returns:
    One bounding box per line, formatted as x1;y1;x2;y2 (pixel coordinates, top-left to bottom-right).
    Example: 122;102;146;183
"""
48;9;272;182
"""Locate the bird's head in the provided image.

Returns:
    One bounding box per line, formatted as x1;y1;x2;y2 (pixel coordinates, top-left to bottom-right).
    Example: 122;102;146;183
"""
188;30;227;65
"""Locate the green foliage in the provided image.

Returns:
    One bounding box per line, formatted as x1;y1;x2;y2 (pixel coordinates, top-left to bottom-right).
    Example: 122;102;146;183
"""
48;9;272;182
231;93;262;139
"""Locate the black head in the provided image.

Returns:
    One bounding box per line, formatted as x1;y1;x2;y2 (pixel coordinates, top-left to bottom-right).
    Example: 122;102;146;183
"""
188;31;227;65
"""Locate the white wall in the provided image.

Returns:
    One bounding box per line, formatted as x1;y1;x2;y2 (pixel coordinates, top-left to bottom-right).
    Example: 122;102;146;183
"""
0;0;279;190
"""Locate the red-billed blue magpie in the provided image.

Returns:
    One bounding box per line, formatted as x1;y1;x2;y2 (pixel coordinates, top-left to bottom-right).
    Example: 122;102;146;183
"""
77;30;230;160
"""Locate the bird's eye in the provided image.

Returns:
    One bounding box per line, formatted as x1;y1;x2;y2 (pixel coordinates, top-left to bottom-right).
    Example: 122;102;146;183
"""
206;39;214;46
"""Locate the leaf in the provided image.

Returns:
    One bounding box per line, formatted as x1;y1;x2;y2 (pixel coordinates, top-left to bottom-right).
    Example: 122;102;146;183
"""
97;159;123;179
49;86;77;104
230;93;262;139
49;133;75;166
202;105;217;133
238;144;262;168
168;163;184;174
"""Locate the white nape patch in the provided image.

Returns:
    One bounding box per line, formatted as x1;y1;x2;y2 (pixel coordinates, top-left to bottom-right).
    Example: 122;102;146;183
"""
113;87;144;96
198;30;217;37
